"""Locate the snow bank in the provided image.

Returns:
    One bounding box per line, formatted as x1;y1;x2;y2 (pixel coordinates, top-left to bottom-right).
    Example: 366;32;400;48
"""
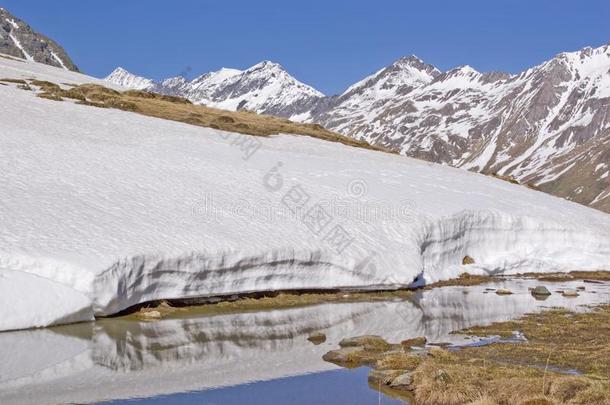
0;269;93;332
1;57;610;331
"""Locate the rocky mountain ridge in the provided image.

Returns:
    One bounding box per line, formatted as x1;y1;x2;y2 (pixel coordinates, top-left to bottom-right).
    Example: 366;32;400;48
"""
0;7;77;71
105;44;610;213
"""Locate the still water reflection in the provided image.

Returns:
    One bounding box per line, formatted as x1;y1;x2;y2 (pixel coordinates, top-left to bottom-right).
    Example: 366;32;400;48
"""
1;279;608;405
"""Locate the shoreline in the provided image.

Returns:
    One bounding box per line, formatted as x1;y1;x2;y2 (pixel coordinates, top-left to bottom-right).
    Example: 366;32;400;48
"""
125;270;610;321
322;296;610;404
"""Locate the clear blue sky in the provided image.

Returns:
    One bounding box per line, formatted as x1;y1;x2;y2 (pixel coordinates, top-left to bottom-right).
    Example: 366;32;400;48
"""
3;0;609;95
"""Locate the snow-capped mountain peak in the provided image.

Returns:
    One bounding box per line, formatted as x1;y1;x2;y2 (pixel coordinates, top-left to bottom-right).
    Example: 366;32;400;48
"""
161;76;188;88
342;55;440;97
190;67;242;86
247;60;284;72
310;43;610;213
392;54;441;76
104;67;155;90
103;43;610;213
105;61;324;118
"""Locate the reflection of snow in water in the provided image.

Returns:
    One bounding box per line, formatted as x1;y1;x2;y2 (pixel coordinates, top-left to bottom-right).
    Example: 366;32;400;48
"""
0;279;608;404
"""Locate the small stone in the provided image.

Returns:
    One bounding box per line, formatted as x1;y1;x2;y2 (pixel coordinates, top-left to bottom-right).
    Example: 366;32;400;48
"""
531;286;551;296
389;372;413;388
576;286;586;291
583;279;604;284
496;288;513;295
428;342;451;348
400;336;427;348
562;289;579;297
322;347;364;365
339;335;390;351
434;369;451;384
307;332;326;345
368;369;401;385
462;255;475;265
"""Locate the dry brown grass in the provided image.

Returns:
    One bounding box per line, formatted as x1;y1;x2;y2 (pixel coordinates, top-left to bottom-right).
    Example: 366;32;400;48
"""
15;79;386;152
425;273;500;289
116;288;413;320
323;306;610;404
424;270;610;290
459;307;610;378
518;270;610;283
376;351;423;371
0;78;27;84
408;349;609;405
37;92;63;101
30;79;62;92
491;173;520;185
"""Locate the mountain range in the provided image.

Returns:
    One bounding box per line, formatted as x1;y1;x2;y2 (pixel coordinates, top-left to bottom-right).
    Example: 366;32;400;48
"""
0;7;77;71
106;44;610;214
2;7;607;214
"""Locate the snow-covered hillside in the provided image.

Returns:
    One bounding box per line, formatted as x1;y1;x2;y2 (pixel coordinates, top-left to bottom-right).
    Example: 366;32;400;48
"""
311;44;610;213
2;56;610;332
105;44;610;213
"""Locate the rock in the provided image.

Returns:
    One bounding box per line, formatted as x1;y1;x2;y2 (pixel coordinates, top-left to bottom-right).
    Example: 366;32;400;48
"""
137;310;162;320
576;286;586;291
389;372;413;388
339;335;390;351
562;289;579;297
428;342;452;347
496;288;513;295
322;347;364;365
462;255;475;265
307;332;326;345
368;369;402;385
400;336;427;348
434;369;452;384
531;286;551;296
0;8;80;71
